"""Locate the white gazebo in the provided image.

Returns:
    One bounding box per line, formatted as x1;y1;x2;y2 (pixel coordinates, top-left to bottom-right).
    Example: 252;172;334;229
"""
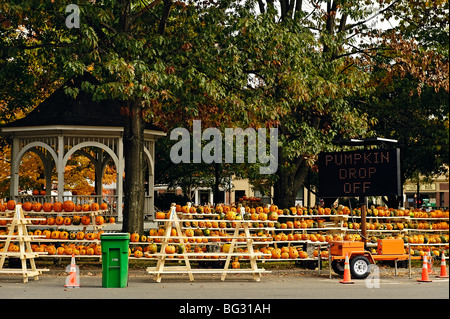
0;73;165;221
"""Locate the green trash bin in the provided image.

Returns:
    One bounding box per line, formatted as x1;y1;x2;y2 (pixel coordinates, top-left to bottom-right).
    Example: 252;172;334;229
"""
100;233;130;288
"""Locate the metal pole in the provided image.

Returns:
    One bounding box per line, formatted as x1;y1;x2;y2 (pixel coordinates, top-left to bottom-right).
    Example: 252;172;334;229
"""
361;196;367;246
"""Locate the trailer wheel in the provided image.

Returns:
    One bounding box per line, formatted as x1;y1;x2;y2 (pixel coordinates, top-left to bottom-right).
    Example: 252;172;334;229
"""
350;256;371;279
331;260;345;275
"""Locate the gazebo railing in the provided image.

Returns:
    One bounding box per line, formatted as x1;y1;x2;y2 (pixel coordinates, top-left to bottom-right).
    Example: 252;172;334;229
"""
12;193;154;220
13;194;118;217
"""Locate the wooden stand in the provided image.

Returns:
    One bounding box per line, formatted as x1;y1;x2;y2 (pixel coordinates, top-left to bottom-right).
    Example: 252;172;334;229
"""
0;206;49;283
146;205;271;282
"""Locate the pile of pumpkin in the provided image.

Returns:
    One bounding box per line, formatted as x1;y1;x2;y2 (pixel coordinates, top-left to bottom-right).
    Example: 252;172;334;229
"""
25;214;114;226
259;246;329;260
32;243;102;256
29;228;105;241
0;200;108;213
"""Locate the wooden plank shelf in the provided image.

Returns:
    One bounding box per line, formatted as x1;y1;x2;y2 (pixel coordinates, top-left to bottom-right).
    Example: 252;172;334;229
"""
146;204;271;282
0;206;49;283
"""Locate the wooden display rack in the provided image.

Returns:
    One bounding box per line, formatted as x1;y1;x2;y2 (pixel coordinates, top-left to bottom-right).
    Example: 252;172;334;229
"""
0;205;49;283
146;204;271;282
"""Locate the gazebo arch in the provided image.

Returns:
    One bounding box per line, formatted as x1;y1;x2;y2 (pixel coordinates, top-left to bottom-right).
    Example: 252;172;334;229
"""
0;73;165;221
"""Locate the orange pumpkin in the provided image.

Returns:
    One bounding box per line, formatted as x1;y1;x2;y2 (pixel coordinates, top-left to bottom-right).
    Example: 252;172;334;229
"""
46;217;55;225
130;232;140;242
32;202;42;212
100;203;108;210
82;204;90;211
271;248;281;259
95;215;104;225
165;245;176;254
6;200;16;210
63;217;72;225
155;211;166;219
63;200;75;212
81;215;91;225
134;250;143;258
55;216;64;225
91;203;100;211
59;231;69;240
75;204;82;212
22;202;32;211
185;228;194;237
42;202;53;212
53;202;63;212
51;231;60;239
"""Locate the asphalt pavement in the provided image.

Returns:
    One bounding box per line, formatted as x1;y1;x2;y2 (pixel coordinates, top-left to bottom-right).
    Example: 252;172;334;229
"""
0;267;447;300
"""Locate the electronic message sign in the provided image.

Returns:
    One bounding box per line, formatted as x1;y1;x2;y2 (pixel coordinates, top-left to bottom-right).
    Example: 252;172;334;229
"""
318;148;401;198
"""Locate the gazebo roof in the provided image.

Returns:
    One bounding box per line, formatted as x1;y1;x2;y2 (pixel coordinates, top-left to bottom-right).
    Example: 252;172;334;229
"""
1;72;163;132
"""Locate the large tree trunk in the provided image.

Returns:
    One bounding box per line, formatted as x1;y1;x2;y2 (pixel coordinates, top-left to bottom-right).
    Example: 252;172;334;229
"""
122;99;145;234
273;149;309;209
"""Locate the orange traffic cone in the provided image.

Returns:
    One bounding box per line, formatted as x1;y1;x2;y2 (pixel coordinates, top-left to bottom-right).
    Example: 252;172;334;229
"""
437;251;448;278
417;254;432;283
339;253;354;284
65;254;80;288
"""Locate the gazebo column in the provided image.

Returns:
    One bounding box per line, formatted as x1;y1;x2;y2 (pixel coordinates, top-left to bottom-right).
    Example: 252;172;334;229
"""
57;135;65;203
10;137;19;199
117;136;124;222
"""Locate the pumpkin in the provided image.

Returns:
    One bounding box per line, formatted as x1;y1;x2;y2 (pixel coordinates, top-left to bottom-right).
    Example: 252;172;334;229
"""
22;202;32;211
53;202;63;212
6;200;16;210
72;215;81;225
231;258;240;269
130;232;140;242
51;231;60;239
46;217;55;225
91;203;100;211
271;248;281;259
94;246;102;255
75;204;82;212
100;203;108;210
45;245;56;255
148;243;158;254
85;232;95;240
185;228;194;237
43;202;53;212
63;200;74;212
258;212;268;221
109;216;116;224
155;211;166;219
289;247;299;259
63;217;72;225
268;211;278;221
39;217;47;225
81;204;90;211
59;231;69;240
32;202;42;212
69;232;77;240
95;215;104;225
227;211;236;221
42;230;52;239
134;250;143;258
81;215;91;225
165;245;176;254
55;216;64;225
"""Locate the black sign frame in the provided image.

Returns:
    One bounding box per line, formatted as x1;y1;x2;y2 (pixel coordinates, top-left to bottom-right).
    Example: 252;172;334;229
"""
318;148;401;198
